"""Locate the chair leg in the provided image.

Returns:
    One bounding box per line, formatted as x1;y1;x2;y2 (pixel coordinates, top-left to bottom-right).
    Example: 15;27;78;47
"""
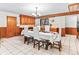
42;41;44;48
32;38;34;42
50;43;53;49
52;42;54;47
58;41;61;51
24;39;26;44
45;40;49;50
53;41;61;51
33;40;35;48
27;37;30;45
24;37;27;44
38;41;40;50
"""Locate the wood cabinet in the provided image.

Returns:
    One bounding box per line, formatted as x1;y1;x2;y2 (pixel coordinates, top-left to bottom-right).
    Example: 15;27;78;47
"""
20;15;27;25
20;15;35;25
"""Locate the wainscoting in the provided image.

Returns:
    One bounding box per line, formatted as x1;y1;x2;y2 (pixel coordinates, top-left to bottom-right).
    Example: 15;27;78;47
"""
0;16;22;38
0;27;22;38
65;27;77;35
0;27;6;38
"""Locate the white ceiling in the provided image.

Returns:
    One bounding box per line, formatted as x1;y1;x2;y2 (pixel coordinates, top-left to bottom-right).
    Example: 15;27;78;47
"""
0;3;69;16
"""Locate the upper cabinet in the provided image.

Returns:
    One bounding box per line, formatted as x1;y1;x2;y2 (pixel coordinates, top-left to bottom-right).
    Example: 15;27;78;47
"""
20;15;35;26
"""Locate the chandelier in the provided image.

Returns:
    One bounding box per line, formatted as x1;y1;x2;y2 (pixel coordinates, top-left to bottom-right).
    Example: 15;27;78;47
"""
32;7;40;17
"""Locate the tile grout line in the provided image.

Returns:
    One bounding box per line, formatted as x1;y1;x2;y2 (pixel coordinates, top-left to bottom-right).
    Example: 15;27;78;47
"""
5;41;26;54
1;38;25;55
1;44;14;55
60;37;65;55
74;39;79;54
0;36;79;55
69;36;70;55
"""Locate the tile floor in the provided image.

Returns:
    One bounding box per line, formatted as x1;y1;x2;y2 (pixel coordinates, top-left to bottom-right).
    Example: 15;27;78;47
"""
0;35;79;55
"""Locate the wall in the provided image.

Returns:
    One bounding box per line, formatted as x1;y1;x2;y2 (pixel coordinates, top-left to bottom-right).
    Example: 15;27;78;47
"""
66;15;77;26
31;14;78;37
35;18;40;26
66;15;77;28
49;16;66;28
49;16;66;36
0;15;6;27
65;15;77;37
0;11;21;38
0;11;20;27
36;16;66;36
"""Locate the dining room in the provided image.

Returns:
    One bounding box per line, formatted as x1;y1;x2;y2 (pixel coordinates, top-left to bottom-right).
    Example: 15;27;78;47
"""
0;3;79;55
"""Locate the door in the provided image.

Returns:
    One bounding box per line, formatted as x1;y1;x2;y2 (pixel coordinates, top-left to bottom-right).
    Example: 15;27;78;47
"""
6;16;16;37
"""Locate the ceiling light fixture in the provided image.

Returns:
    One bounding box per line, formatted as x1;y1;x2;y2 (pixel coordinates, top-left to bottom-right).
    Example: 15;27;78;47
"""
32;7;40;17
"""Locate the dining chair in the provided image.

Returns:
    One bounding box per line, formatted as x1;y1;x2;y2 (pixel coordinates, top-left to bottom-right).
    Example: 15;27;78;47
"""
33;26;45;50
24;26;33;44
51;32;62;51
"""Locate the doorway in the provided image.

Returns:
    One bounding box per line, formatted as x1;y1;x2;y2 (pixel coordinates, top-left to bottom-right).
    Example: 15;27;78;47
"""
6;16;17;37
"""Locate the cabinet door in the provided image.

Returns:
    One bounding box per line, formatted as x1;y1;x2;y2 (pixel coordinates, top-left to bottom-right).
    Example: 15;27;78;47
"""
27;17;30;25
20;15;35;25
20;15;28;25
20;15;25;25
32;18;35;25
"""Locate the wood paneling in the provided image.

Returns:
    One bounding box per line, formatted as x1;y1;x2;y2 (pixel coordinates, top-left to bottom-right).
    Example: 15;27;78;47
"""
40;26;65;37
0;27;6;38
15;27;22;36
65;27;77;35
39;11;79;19
68;3;79;11
61;28;65;36
0;16;23;38
6;16;17;37
50;27;58;32
68;3;79;6
0;27;22;38
20;15;35;25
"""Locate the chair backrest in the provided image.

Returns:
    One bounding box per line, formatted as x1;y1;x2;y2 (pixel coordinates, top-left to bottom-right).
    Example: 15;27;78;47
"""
24;26;28;33
24;26;29;36
45;25;50;32
33;26;39;39
21;30;24;35
37;26;40;31
53;32;61;41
